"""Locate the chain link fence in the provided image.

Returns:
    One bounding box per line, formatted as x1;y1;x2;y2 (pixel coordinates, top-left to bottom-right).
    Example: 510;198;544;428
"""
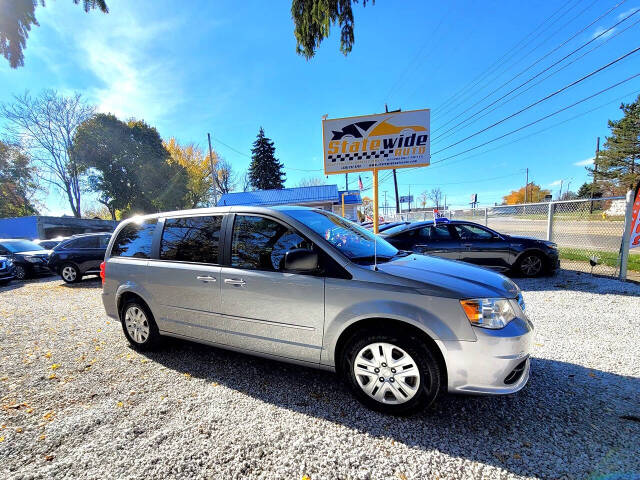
385;197;637;280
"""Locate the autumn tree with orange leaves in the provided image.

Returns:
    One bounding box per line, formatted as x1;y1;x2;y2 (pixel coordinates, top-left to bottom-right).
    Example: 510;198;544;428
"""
502;183;551;205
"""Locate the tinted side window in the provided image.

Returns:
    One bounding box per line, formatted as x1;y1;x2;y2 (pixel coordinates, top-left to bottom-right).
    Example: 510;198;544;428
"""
454;224;494;240
98;235;111;248
160;216;222;264
419;225;453;241
70;236;99;248
111;220;157;258
231;215;312;271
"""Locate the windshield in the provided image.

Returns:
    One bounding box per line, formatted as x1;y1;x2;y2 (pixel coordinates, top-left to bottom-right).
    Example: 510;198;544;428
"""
286;209;399;262
1;240;45;253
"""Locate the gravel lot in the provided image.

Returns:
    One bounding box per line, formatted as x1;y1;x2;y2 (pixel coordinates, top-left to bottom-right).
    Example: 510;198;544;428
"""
1;270;639;480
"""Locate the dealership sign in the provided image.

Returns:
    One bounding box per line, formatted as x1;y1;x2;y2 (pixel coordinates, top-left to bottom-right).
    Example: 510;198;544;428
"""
322;109;430;175
630;183;640;249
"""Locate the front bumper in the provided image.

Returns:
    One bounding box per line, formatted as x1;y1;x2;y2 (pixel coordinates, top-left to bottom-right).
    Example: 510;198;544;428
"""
441;316;533;395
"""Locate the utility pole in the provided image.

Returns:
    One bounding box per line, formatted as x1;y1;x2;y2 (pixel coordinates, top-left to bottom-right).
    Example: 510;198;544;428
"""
207;133;218;205
524;168;529;203
345;173;349;191
558;179;563;200
590;137;599;213
385;103;401;213
408;185;411;212
383;190;388;216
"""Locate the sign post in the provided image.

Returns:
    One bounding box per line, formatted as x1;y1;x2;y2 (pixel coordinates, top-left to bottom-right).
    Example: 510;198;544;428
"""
322;109;430;232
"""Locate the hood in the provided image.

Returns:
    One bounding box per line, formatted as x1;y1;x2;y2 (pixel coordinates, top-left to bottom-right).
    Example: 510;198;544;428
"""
375;254;520;299
504;235;549;245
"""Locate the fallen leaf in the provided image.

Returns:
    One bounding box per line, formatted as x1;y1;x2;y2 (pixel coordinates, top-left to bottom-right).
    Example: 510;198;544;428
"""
15;427;23;433
116;401;124;408
302;475;311;480
38;434;46;440
50;364;60;370
513;453;521;459
43;411;55;421
45;454;54;461
0;437;4;442
211;382;219;387
48;374;56;380
183;373;191;378
588;372;596;378
44;352;52;359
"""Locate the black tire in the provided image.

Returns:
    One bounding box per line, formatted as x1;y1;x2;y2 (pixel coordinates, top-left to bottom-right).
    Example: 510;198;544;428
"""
13;265;28;281
119;298;161;351
60;263;82;283
516;252;545;277
340;330;441;415
0;279;10;286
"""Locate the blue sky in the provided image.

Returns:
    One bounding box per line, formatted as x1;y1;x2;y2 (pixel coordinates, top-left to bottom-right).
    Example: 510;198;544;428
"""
1;0;639;215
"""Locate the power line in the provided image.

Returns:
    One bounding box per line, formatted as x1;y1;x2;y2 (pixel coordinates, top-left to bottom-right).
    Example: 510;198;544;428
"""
432;46;640;156
395;87;640;178
433;0;602;120
431;72;640;165
432;6;639;142
212;135;323;173
431;0;580;115
432;13;640;146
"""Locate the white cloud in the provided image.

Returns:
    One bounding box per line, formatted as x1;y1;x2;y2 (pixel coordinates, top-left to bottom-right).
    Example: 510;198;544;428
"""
41;4;186;123
548;180;562;187
80;16;184;121
592;26;616;39
574;157;594;167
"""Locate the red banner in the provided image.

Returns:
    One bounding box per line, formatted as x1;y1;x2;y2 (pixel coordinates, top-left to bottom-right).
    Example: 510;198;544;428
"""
630;183;640;249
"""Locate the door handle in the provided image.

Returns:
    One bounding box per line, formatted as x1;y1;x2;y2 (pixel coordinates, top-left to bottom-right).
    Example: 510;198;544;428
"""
224;278;246;286
196;275;217;283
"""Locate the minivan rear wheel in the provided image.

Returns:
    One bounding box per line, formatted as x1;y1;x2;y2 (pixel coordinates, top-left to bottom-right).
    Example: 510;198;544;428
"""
120;299;161;351
341;331;441;415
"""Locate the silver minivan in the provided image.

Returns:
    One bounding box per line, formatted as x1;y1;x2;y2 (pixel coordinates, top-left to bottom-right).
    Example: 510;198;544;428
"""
101;206;532;414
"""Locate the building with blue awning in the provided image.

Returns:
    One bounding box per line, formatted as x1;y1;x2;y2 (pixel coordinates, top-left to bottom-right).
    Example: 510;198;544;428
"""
217;185;362;221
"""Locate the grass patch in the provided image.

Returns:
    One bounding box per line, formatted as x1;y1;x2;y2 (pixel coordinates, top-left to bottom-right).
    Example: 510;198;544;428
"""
559;248;640;272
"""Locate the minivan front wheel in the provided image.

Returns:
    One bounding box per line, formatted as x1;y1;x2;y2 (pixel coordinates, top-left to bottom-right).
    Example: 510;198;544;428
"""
120;300;160;351
342;332;441;414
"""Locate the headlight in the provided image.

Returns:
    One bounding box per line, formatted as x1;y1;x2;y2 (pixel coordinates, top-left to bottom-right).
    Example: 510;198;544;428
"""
543;241;557;249
24;256;42;263
460;298;517;329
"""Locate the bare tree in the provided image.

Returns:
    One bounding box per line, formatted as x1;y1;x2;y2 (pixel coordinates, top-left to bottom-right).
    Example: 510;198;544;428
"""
215;158;237;195
241;171;251;192
427;187;443;209
419;191;428;209
297;176;326;187
1;90;95;217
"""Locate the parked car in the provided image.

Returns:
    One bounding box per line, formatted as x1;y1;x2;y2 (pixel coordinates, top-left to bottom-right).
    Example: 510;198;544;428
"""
0;239;52;280
381;219;559;277
34;237;69;250
101;206;532;414
0;256;14;285
377;221;411;232
48;233;111;283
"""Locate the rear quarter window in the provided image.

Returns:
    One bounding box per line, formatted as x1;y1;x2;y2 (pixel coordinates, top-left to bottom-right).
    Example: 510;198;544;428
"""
111;220;157;258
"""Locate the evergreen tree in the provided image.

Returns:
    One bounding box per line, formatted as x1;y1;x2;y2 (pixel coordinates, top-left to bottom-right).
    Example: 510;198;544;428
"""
248;127;285;190
589;95;640;191
577;182;602;199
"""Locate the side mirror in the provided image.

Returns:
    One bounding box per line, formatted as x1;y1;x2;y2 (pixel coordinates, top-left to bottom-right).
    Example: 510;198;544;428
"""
284;249;318;273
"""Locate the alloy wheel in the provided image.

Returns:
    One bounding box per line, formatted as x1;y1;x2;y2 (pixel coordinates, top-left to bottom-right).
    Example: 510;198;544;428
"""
353;342;421;405
520;255;542;276
62;266;77;282
14;265;26;280
125;306;150;344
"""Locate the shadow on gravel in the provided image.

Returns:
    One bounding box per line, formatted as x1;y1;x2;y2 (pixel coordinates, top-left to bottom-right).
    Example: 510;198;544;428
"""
141;339;640;479
59;277;102;289
0;274;57;293
513;269;640;296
